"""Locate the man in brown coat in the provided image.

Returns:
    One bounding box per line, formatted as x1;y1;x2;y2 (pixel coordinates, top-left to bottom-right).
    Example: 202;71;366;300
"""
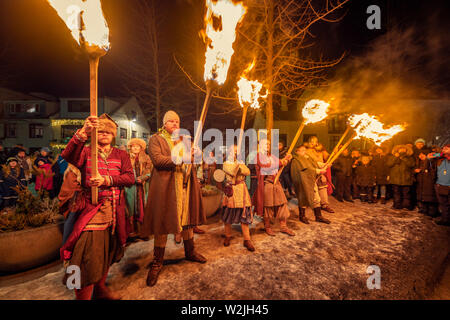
141;110;206;287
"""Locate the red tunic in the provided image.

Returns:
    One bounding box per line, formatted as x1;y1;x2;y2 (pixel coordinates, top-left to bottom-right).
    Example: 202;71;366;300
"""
60;132;134;261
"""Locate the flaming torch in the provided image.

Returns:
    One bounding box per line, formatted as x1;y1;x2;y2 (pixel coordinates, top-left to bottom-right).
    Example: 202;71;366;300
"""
185;0;247;183
327;113;405;166
46;0;110;205
236;61;267;157
273;99;330;184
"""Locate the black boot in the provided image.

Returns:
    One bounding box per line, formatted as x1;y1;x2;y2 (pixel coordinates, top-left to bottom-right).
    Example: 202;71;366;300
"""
314;207;331;224
298;207;310;224
184;238;207;263
146;246;165;287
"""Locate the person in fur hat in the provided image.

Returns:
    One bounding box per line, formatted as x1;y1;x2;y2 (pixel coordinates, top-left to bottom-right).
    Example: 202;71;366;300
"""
0;157;27;209
125;138;153;241
355;154;376;203
141;110;207;287
371;146;389;204
386;144;415;210
60;114;135;300
414;148;438;216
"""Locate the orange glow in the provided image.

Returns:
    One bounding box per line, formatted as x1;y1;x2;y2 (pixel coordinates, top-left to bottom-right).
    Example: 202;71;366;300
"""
349;113;405;145
302;99;330;124
202;0;247;85
46;0;110;50
237;61;267;110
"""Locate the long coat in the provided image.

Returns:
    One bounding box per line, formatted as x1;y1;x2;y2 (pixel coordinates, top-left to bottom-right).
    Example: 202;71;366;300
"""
371;154;389;185
333;155;353;177
290;154;318;208
141;133;205;236
222;162;251;208
355;164;376;187
416;159;437;202
386;145;415;186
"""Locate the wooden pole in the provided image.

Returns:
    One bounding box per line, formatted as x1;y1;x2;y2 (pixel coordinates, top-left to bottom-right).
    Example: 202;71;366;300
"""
237;105;249;159
184;84;214;185
327;133;357;167
326;126;351;166
273;121;305;185
89;56;100;205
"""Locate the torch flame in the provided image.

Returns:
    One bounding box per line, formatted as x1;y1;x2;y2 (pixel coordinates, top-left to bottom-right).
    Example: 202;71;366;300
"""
302;99;330;124
348;113;405;145
237;61;267;110
46;0;110;51
202;0;247;85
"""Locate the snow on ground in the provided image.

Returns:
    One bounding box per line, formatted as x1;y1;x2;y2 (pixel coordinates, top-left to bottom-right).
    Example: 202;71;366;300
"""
0;197;449;300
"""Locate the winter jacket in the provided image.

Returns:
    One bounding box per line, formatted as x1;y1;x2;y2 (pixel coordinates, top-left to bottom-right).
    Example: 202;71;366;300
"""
372;154;389;185
386;145;415;186
356;164;376;187
333;154;353;177
35;163;54;191
0;167;27;199
415;158;437;203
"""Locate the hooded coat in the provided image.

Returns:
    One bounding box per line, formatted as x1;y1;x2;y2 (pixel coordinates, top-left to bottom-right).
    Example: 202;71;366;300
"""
386;145;415;186
290;153;319;208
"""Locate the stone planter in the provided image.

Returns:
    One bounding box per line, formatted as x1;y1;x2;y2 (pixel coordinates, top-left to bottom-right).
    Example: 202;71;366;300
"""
0;219;64;274
202;192;223;217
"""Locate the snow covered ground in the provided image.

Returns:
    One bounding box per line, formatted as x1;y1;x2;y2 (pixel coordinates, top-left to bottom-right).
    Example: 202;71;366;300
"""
0;197;449;300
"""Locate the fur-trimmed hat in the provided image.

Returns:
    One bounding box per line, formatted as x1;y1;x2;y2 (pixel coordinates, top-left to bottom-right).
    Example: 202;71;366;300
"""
6;157;18;164
414;138;426;145
127;138;147;151
163;110;180;125
98;114;118;137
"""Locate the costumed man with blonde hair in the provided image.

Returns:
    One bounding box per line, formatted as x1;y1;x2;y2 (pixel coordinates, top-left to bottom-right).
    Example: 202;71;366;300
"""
125;138;153;241
60;114;134;300
141;110;206;287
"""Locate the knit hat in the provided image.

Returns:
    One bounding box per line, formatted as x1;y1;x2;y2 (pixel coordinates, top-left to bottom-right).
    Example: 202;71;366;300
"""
163;110;180;125
41;147;50;153
414;138;426;145
6;157;18;164
127;138;147;152
98;114;118;137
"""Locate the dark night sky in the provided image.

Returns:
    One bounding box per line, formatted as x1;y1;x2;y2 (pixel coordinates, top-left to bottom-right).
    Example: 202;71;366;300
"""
0;0;449;98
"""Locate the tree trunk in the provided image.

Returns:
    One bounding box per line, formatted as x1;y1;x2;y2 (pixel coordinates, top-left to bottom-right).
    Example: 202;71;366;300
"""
265;0;274;141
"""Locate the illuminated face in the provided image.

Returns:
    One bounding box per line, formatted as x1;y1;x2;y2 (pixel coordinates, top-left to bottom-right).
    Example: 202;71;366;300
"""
296;147;307;157
131;144;142;155
398;148;407;154
375;148;383;154
309;137;318;148
9;161;18;168
351;151;360;158
361;157;370;165
18;151;25;158
164;119;180;135
40;151;48;157
98;131;114;145
38;160;45;167
415;142;424;150
342;149;349;156
228;145;238;160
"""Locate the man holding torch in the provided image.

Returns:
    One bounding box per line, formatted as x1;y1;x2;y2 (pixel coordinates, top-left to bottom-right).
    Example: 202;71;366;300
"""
141;111;207;287
61;115;135;300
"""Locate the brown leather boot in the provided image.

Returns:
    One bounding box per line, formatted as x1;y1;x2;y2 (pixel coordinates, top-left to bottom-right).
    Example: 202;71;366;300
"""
146;246;165;287
184;238;207;263
298;207;310;224
193;226;206;234
314;207;331;224
224;236;232;247
243;240;255;252
264;217;275;236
